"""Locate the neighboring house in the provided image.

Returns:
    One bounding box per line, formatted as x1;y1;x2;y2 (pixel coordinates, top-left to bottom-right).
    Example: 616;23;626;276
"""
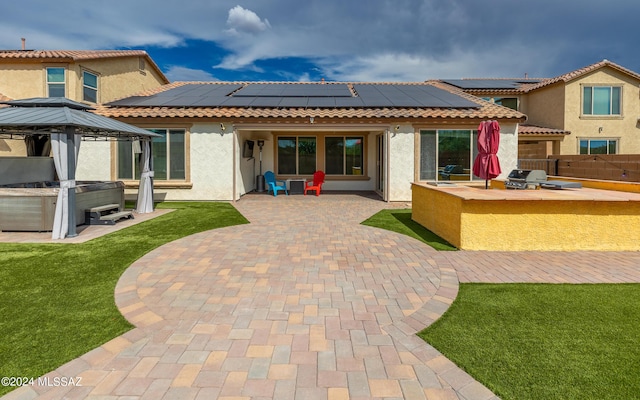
87;81;524;202
0;49;169;156
440;60;640;159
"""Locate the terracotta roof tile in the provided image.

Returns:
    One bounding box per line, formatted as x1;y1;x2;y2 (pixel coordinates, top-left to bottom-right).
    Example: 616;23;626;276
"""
96;81;526;122
0;49;169;84
0;49;148;60
524;59;640;92
519;124;570;135
0;92;12;102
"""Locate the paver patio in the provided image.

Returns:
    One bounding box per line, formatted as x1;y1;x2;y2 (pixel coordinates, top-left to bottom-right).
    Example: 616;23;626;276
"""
3;192;640;400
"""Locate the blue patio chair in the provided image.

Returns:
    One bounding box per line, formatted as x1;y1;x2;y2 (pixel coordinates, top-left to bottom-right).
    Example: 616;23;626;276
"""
264;171;288;196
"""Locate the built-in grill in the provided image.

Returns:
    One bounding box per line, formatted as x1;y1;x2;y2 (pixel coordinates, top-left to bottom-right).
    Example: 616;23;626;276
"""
505;169;548;190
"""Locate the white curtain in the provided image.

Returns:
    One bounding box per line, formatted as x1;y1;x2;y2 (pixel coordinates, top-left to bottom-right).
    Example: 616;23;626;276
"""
135;139;154;213
51;132;81;240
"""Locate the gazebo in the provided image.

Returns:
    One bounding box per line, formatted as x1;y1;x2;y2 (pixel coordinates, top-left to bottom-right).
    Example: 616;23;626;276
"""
0;98;159;239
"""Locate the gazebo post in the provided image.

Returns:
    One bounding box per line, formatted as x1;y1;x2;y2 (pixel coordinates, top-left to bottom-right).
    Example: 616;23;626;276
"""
66;127;78;238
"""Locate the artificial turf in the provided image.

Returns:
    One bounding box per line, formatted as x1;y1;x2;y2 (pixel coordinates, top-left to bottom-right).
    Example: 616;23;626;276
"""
419;283;640;400
0;202;248;395
361;208;456;251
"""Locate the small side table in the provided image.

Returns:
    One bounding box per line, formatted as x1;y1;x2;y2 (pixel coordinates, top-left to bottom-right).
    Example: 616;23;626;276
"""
287;179;307;194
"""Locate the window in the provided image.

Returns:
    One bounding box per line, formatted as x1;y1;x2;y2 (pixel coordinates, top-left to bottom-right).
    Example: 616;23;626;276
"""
494;97;518;110
583;86;621;115
277;136;316;175
419;129;479;181
82;71;98;103
579;139;617;155
46;67;65;97
117;129;186;180
325;136;363;175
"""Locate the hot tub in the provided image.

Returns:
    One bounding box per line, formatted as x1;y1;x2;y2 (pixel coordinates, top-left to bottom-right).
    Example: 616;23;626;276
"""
0;181;125;232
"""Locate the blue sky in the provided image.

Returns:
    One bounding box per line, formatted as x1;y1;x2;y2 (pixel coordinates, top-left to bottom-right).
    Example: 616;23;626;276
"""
1;0;638;82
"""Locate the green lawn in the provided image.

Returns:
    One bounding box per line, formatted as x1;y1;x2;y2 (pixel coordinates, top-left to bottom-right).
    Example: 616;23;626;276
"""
419;284;640;400
363;209;640;399
0;202;248;395
361;208;456;251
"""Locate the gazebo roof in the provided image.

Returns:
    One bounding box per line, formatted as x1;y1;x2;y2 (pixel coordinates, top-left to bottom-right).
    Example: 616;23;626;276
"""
0;98;159;139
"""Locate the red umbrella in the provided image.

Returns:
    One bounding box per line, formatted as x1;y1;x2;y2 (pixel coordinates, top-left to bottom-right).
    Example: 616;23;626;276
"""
472;120;501;189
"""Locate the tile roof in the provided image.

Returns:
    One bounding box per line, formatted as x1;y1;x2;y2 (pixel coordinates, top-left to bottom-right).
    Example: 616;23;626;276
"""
518;124;570;135
0;92;12;102
437;60;640;95
0;49;147;60
0;49;169;84
97;81;526;122
523;59;640;92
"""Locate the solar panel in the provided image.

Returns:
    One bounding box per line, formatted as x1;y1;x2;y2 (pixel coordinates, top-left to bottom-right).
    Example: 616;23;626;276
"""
234;83;352;97
107;82;480;109
441;79;542;90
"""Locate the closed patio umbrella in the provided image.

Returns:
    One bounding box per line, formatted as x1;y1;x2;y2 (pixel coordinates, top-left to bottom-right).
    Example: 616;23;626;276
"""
472;120;501;189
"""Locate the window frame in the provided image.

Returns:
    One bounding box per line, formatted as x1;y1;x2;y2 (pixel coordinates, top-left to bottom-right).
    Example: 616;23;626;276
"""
46;67;66;98
418;129;479;182
324;135;365;176
82;70;99;103
116;128;188;182
578;138;618;155
582;85;622;116
274;133;367;178
276;136;317;175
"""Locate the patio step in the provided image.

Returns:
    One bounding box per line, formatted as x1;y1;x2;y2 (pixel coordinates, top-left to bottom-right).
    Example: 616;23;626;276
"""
85;204;133;226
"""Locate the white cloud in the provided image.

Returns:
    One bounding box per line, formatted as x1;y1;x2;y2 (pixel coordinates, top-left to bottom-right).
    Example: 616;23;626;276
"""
225;5;271;36
317;45;557;82
164;66;219;82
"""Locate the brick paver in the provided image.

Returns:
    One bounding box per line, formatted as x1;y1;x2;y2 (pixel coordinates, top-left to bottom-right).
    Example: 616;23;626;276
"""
4;192;640;400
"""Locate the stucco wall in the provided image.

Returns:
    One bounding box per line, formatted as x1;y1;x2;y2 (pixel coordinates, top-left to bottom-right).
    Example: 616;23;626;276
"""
0;56;165;103
522;83;566;129
412;183;640;251
561;68;640;155
0;63;50;99
76;141;111;180
387;126;415;202
497;122;519;179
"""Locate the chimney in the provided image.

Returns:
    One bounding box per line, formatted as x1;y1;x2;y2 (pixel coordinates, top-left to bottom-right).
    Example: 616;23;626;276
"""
21;38;26;50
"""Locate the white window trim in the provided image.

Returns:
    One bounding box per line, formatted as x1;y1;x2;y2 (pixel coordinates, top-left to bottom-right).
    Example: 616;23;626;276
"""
577;137;619;154
45;67;66;98
82;70;99;103
581;84;623;117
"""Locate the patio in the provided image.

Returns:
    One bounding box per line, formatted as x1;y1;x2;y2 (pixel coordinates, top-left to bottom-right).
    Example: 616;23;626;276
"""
5;193;640;400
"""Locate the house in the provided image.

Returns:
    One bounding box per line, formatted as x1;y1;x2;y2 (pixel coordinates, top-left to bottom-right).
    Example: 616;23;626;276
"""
0;48;169;155
440;60;640;159
0;49;525;202
83;81;524;202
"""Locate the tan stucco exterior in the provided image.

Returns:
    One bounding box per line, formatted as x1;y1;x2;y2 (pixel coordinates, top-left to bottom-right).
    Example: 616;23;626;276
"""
456;62;640;157
560;68;640;154
0;54;167;104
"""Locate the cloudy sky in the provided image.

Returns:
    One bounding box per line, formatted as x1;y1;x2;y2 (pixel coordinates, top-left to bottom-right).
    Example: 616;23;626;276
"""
1;0;638;82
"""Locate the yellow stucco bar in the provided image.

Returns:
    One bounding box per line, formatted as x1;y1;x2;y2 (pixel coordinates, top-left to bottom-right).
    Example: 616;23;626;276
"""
411;182;640;251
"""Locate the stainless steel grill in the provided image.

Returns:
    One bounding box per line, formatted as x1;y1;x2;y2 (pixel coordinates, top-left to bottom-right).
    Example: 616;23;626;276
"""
505;169;547;190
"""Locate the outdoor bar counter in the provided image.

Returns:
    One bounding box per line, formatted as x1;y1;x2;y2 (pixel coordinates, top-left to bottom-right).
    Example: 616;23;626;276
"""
411;182;640;251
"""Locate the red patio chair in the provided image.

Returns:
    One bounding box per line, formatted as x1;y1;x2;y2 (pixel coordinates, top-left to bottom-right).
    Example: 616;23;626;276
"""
304;171;325;196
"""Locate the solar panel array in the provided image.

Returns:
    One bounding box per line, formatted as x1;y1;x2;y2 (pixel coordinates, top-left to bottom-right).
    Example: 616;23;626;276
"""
108;83;480;109
441;79;543;90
